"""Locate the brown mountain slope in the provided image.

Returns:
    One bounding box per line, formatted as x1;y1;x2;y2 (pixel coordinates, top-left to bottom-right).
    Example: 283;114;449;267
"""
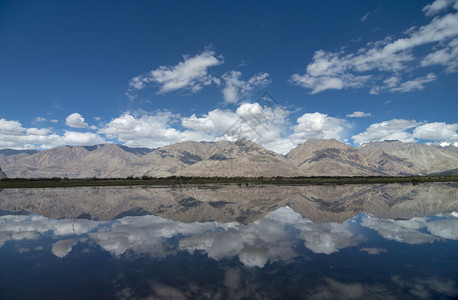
178;139;304;177
110;141;215;178
286;139;391;176
2;144;145;178
2;145;91;178
0;149;38;166
358;141;458;175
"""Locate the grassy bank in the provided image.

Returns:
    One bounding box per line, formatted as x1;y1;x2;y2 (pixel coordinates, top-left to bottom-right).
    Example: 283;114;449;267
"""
1;175;457;189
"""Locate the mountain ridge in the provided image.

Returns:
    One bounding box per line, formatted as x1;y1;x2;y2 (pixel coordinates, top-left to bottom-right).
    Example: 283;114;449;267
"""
1;139;457;178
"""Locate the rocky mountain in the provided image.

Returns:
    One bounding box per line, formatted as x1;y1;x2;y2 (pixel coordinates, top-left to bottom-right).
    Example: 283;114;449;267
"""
0;168;6;178
81;139;303;178
1;139;457;178
110;141;213;178
0;149;38;166
286;139;392;176
358;140;458;175
178;139;303;177
1;144;148;178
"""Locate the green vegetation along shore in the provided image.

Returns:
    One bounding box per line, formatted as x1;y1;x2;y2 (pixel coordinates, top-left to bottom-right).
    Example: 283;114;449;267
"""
1;175;458;189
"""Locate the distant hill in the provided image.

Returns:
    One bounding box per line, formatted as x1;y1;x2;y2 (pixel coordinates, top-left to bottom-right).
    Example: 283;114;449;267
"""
1;139;457;178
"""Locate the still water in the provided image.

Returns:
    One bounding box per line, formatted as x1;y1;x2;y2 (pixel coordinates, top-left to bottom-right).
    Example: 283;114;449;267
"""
0;183;457;299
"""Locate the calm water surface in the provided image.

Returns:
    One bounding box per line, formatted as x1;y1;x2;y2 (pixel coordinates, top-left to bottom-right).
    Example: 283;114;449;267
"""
0;183;457;299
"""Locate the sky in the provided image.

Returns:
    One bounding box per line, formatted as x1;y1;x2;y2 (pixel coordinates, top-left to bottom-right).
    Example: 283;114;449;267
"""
1;0;458;154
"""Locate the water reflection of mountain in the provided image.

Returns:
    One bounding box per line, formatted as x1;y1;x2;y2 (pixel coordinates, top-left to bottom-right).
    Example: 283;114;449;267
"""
0;183;456;223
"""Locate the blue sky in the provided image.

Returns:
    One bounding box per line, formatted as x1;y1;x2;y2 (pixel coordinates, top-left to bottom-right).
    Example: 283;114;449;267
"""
1;0;457;153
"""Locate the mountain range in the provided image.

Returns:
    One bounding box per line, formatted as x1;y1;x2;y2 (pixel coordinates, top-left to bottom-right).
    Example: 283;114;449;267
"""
1;139;457;178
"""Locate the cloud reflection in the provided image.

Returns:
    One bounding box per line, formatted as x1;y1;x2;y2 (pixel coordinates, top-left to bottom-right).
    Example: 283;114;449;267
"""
1;208;458;262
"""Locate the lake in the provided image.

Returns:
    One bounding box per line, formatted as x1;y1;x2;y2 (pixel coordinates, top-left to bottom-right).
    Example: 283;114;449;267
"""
1;183;457;299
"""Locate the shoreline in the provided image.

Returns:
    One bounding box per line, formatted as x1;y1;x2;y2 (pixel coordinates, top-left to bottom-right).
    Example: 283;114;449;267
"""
1;175;457;189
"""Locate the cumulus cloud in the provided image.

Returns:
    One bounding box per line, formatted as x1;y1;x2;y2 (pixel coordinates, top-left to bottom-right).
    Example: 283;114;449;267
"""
0;117;106;149
289;112;349;145
346;111;372;118
126;50;223;98
61;131;105;146
99;111;213;149
0;118;24;135
65;113;88;128
221;71;271;103
291;1;458;94
98;104;351;155
181;103;350;154
413;122;458;142
353;119;458;145
352;119;421;145
2;102;350;153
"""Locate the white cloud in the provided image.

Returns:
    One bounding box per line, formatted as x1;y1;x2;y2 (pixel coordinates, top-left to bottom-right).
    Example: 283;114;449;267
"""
421;38;458;72
102;104;350;155
127;50;223;98
413;122;458;142
221;71;271;103
99;111;213;149
65;113;88;128
423;0;458;16
289;112;349;145
34;117;46;123
290;52;371;94
0;118;24;135
61;131;106;146
352;119;421;145
181;102;292;153
346;111;372;118
353;119;458;145
0;116;106;150
387;73;438;93
291;2;458;94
